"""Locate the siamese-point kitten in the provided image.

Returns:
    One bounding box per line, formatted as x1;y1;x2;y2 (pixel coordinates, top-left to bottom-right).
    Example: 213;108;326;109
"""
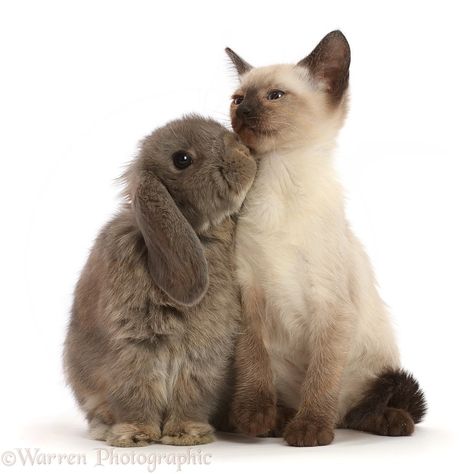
225;31;426;447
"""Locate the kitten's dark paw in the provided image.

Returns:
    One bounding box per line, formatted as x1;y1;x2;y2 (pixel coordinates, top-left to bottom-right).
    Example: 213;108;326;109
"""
231;390;277;436
284;417;334;447
380;408;415;436
342;406;415;436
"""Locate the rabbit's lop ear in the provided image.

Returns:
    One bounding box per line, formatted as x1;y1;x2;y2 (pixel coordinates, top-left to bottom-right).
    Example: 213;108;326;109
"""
134;172;209;307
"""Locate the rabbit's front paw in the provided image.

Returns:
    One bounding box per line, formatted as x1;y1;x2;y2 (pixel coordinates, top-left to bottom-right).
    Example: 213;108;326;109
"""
231;389;277;436
89;418;112;441
105;422;161;447
223;133;252;160
160;420;215;446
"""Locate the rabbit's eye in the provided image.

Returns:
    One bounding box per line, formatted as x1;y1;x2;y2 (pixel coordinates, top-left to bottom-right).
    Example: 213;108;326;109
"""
172;151;193;170
232;95;244;105
267;90;285;100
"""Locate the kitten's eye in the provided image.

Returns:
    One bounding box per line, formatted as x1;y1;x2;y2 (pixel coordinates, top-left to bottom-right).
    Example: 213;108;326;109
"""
232;95;244;105
172;151;193;170
267;90;285;100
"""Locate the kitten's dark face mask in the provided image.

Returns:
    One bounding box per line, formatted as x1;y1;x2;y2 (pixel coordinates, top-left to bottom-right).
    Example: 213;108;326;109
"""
229;73;325;153
226;31;351;154
230;85;291;150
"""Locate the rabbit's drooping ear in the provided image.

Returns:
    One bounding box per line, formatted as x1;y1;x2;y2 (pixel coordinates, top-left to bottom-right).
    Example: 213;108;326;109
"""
134;172;209;307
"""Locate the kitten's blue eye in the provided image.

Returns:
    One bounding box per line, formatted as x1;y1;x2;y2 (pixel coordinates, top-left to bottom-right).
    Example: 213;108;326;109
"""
232;95;244;105
267;90;285;100
172;151;193;170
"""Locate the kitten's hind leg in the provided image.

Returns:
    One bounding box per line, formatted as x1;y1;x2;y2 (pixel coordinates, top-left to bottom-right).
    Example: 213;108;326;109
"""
340;369;427;436
343;406;415;436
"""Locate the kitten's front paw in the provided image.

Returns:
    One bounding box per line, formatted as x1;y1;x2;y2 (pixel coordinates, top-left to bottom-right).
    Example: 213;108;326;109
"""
231;390;277;436
105;422;161;447
160;420;215;446
284;417;334;447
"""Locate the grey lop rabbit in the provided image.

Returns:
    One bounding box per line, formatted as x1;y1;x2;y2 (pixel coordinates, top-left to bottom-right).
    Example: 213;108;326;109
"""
64;115;257;447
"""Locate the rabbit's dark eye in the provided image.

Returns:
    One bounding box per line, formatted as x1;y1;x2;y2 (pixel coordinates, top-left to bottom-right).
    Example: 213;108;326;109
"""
232;95;244;105
267;90;285;100
172;151;193;170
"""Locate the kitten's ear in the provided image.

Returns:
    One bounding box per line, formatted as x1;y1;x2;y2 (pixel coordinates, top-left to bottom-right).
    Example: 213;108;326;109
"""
298;30;351;102
225;47;253;75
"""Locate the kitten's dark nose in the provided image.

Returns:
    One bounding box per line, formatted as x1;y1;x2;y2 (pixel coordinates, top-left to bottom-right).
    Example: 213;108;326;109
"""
237;103;253;120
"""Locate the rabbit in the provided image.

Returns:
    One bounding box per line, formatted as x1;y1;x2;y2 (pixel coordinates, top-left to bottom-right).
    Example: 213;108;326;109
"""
63;114;257;447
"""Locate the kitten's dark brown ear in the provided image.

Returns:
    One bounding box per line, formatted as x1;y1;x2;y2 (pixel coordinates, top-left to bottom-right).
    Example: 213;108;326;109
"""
298;30;351;102
134;172;208;307
225;47;253;75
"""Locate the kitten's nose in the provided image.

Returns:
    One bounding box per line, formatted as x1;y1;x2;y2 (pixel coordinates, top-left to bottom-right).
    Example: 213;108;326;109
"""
237;103;253;120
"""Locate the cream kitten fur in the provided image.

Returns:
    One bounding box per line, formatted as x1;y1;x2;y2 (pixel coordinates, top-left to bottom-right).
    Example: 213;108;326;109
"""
226;31;425;446
235;71;400;421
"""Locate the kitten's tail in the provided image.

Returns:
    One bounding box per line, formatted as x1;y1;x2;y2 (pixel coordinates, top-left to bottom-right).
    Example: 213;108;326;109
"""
341;369;427;435
378;369;427;423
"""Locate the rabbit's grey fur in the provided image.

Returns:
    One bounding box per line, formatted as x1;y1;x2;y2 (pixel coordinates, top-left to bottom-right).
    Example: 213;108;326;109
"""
64;115;256;446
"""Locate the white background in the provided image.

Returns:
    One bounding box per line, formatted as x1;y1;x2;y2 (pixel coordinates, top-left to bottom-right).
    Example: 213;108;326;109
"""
1;1;472;473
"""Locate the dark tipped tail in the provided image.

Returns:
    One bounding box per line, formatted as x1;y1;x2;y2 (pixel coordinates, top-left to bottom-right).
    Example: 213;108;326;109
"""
342;368;427;436
381;369;427;423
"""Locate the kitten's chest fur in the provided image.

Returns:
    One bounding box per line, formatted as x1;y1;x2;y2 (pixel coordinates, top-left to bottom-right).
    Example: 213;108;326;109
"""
236;148;349;358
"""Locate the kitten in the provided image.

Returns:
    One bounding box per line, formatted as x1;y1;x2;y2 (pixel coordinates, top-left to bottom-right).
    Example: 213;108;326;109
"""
225;31;426;447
